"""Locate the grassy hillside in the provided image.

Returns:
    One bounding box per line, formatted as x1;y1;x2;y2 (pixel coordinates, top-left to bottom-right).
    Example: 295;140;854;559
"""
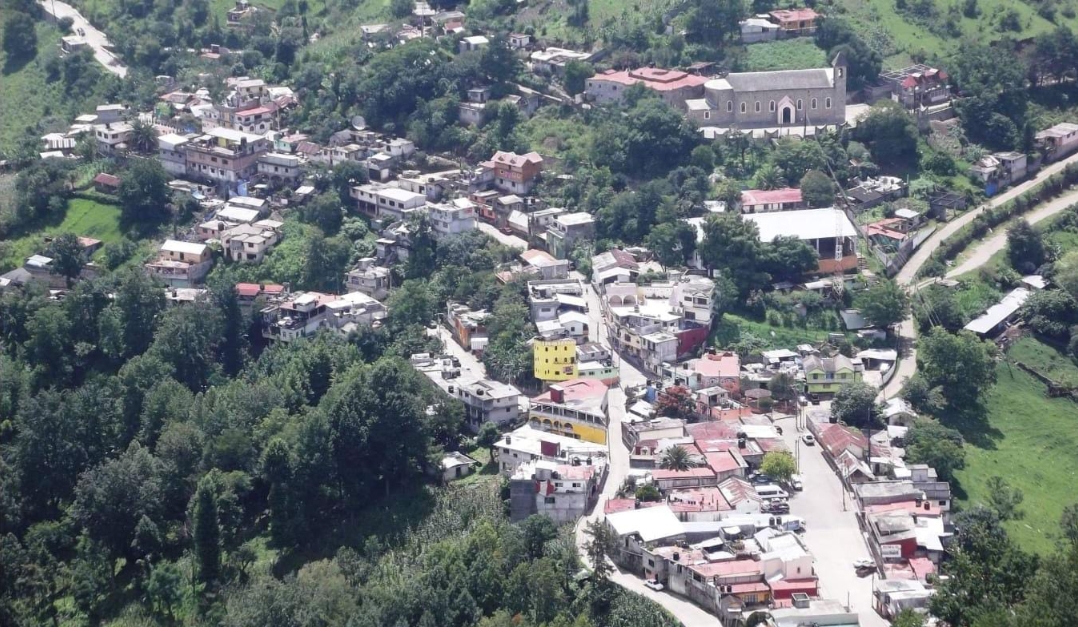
0;11;70;156
825;0;1067;68
0;198;123;272
954;336;1078;554
741;39;828;71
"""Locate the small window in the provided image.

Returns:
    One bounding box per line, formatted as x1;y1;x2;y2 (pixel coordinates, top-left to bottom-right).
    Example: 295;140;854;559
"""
727;100;733;112
769;100;776;112
797;99;803;110
740;102;747;114
544;496;556;504
812;98;818;109
704;111;710;120
826;97;832;109
755;101;761;113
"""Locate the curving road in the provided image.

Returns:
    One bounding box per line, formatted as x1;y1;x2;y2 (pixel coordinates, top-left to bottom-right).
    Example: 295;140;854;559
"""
37;0;128;78
879;151;1078;401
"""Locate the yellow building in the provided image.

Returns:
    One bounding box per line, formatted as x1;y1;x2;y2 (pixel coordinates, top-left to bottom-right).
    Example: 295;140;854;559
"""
533;338;578;382
529;378;609;445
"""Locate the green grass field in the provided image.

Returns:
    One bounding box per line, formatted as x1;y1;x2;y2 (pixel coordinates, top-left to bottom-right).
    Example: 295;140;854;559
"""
954;337;1078;554
0;198;123;272
0;11;67;156
740;39;827;72
712;312;847;350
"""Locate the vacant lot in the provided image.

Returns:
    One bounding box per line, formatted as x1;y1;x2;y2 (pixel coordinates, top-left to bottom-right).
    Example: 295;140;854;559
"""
740;39;827;72
954;337;1078;554
0;198;123;272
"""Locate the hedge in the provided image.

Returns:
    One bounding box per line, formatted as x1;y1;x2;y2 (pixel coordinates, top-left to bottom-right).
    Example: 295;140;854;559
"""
918;162;1078;278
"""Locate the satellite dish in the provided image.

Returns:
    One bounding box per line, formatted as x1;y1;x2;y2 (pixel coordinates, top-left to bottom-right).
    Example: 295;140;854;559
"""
351;115;366;130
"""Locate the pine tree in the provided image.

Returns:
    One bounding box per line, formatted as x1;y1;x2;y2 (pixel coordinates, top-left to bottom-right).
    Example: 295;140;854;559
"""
193;478;221;587
262;439;296;547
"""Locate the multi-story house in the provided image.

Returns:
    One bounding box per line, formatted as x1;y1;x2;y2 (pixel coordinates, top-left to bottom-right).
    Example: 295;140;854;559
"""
803;354;863;396
345;258;391;300
260;291;337;342
494;425;607;476
185;127;270;185
586;68;709;110
487;150;543;195
94;122;133;154
145;240;213;287
547;211;595;259
428;198;477;238
529;378;609;445
257;152;302;182
508;459;604;523
534;337;578;383
220;221;281;263
350;183;427;221
448;375;521;430
158;133;190;176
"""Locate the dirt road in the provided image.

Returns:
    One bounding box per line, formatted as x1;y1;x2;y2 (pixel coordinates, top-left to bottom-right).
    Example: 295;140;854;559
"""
38;0;128;78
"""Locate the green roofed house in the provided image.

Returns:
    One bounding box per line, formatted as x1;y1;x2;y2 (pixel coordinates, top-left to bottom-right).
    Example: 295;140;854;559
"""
803;354;862;396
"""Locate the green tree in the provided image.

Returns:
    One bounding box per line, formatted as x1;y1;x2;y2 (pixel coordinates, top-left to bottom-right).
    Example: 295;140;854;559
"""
768;371;799;403
690;145;715;172
193;476;222;587
760;235;819;283
1007;219;1046;273
904;418;966;482
760;451;796;482
647;221;696;270
213;284;247;376
129;119;158;154
1020;289;1078;339
892;610;925;627
46;233;85;286
262;438;299;548
583;518;617;582
3;13;37;64
146;561;184;622
918;328;997;412
830;380;880;427
390;0;412;17
799;170;835;207
476;421;500;459
856;279;910;329
303;191;344;235
114;268;166;358
659;445;696;471
851;102;918;166
697;213;768;296
149;301;223;391
984;476;1025;522
118;159;171;229
71;443;164;563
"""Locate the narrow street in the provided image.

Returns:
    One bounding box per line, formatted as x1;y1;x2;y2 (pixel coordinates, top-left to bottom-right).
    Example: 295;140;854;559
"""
777;410;889;627
37;0;128;78
477;222;528;250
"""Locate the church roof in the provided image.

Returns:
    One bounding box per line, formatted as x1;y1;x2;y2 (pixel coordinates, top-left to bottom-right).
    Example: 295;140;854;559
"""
711;68;834;92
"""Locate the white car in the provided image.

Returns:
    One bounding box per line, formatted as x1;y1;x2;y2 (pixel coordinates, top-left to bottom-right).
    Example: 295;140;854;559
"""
853;558;875;570
802;433;816;446
644;579;665;591
789;474;804;491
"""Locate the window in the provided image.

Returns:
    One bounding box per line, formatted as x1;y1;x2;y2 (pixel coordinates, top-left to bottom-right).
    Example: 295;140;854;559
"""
727;100;733;112
826;97;832;109
740;102;747;113
797;99;803;110
812;98;818;109
769;100;776;112
755;101;761;113
544;496;556;504
704;111;710;120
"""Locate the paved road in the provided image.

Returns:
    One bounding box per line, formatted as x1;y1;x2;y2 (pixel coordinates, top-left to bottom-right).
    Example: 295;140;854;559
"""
37;0;128;78
477;222;528;251
777;410;889;627
945;186;1078;278
879;151;1078;401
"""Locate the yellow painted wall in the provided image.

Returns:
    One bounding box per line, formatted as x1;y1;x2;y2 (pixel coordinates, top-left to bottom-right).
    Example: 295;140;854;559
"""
534;339;578;382
529;415;608;445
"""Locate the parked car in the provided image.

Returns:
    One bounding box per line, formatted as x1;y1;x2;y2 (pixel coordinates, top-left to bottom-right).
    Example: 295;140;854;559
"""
853;558;875;570
76;27;85;36
802;434;816;446
750;473;774;485
644;580;664;591
789;474;804;491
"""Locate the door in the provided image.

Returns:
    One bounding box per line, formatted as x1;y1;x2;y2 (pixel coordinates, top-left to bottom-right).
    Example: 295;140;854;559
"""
781;107;792;125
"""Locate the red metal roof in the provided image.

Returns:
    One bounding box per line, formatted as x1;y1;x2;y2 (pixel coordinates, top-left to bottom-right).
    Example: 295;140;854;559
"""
769;8;819;23
741;188;802;206
652;467;717;480
703;450;744;474
236;282;285;297
593;68;709;91
93;173;120;187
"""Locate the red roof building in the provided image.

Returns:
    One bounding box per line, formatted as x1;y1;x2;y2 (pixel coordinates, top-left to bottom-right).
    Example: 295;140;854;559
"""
739;188;804;213
768;8;820;33
585;68;709;110
93;172;121;192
